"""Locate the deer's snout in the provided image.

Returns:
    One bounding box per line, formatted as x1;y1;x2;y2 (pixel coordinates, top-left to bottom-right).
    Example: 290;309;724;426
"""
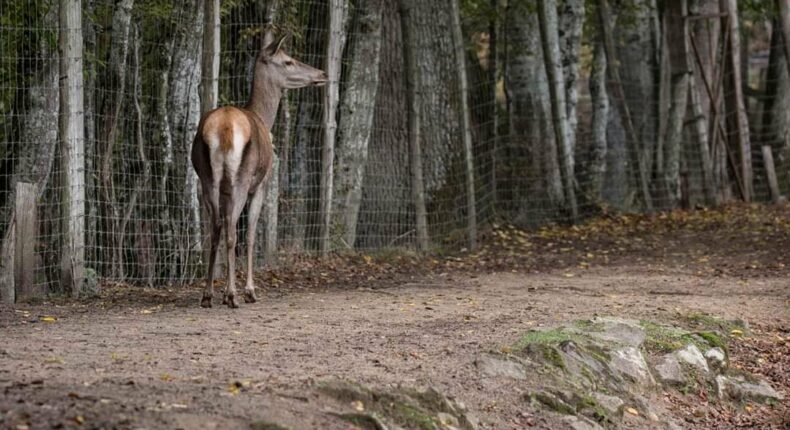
313;71;329;87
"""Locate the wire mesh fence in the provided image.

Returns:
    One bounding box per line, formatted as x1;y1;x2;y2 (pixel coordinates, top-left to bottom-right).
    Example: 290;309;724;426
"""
0;0;787;300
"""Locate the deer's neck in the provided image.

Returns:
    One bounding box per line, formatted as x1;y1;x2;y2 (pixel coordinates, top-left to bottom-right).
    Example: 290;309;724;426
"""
245;76;281;131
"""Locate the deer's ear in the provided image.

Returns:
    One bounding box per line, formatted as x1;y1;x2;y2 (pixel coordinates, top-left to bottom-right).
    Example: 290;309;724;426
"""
264;33;288;58
262;29;275;50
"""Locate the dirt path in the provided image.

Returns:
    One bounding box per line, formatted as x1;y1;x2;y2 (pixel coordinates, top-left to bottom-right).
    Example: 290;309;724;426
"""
1;266;787;429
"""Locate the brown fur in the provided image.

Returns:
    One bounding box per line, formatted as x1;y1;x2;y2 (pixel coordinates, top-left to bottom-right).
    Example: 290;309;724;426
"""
191;32;326;309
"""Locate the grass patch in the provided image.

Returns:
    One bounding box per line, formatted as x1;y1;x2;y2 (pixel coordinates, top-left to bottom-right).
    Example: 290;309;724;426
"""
680;312;745;333
640;321;695;353
514;328;588;349
641;320;730;354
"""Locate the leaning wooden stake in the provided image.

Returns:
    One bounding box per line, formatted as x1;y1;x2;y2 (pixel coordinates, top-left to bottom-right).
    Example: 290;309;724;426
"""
59;0;86;297
449;0;478;249
400;0;429;251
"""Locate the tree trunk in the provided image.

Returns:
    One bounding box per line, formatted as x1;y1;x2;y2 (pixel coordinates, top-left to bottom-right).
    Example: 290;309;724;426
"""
200;0;220;277
0;1;60;302
761;19;790;196
538;0;578;220
400;0;429;251
659;0;690;209
98;0;134;278
719;0;753;201
779;0;790;74
357;0;411;249
115;26;150;282
319;0;349;254
168;0;203;281
558;0;584;154
59;0;86;296
505;2;563;222
588;35;609;204
597;0;654;210
449;0;478;249
332;0;384;249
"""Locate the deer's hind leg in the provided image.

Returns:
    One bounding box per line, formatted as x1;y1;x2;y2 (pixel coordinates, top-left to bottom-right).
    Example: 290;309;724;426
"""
222;182;251;309
243;183;266;303
200;181;222;308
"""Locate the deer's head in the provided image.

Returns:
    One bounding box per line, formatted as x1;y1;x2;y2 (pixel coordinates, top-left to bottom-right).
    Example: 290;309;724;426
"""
256;32;328;90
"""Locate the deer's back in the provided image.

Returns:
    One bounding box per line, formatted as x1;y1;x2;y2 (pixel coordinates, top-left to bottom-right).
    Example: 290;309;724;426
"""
193;106;274;193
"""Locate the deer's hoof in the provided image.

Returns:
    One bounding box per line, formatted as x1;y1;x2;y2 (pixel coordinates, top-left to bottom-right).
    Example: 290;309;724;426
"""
226;294;240;309
200;296;212;308
243;289;257;303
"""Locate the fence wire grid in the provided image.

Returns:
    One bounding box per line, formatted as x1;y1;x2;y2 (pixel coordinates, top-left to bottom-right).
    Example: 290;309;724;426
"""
0;0;787;299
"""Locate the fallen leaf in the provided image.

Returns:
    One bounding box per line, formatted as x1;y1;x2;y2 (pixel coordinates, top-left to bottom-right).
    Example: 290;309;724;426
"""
352;400;365;412
40;316;57;323
626;407;639;416
74;415;85;425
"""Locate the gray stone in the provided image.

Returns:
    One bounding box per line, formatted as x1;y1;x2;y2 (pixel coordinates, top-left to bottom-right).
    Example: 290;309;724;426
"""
609;347;655;386
561;415;605;430
475;355;526;380
716;375;784;403
591;392;624;416
654;355;685;386
704;347;726;371
674;344;709;373
587;317;645;347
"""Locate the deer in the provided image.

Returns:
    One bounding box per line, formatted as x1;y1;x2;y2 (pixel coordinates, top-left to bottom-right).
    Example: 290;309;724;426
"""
191;32;327;308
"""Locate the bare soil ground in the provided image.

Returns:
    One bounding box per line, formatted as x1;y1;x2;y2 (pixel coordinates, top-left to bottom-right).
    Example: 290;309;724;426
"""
1;204;788;429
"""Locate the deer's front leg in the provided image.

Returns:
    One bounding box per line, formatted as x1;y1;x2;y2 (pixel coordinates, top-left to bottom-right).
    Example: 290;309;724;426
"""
244;184;266;303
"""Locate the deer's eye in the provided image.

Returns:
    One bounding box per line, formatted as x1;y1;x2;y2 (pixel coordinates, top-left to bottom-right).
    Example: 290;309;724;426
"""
284;60;294;66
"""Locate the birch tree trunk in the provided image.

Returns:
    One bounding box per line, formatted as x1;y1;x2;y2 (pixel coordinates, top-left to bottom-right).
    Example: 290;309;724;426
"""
597;0;653;210
659;0;690;209
505;3;563;221
558;0;584;155
719;0;753;201
318;0;349;255
98;0;133;277
168;0;203;280
538;0;578;220
588;36;609;204
332;0;384;249
688;0;721;203
449;0;478;249
777;0;790;80
59;0;86;296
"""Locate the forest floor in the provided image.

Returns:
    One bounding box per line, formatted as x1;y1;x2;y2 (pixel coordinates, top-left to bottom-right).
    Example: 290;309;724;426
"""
1;204;788;429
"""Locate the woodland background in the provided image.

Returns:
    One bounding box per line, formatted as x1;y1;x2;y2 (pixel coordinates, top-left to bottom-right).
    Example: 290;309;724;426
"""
0;0;787;299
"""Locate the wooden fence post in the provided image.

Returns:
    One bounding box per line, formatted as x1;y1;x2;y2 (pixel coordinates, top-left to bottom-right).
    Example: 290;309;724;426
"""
59;0;86;297
15;183;38;300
